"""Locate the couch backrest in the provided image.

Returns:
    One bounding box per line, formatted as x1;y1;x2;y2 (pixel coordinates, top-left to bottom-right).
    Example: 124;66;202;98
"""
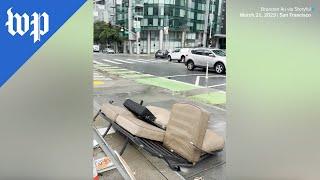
163;103;209;163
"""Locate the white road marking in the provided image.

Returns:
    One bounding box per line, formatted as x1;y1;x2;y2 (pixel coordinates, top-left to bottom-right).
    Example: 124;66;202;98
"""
195;76;200;86
137;58;167;63
113;58;134;64
102;59;122;65
126;58;149;63
208;83;226;88
93;60;103;65
166;74;204;78
137;58;156;62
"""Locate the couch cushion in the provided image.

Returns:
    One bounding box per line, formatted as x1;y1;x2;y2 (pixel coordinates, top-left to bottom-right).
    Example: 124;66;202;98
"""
101;103;132;121
201;129;224;152
163;103;209;163
146;106;171;129
116;114;165;142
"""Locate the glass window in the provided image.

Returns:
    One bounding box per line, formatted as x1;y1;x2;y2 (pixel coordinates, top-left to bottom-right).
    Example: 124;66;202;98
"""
180;0;184;6
180;9;185;17
148;7;153;15
159;0;164;4
188;11;194;19
196;23;203;30
159;6;164;15
141;18;148;26
153;6;158;15
153;18;158;26
191;2;195;9
197;14;204;20
160;19;164;26
148;18;153;26
212;50;226;56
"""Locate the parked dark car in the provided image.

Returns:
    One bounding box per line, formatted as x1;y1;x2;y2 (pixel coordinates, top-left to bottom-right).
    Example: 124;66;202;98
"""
155;50;169;58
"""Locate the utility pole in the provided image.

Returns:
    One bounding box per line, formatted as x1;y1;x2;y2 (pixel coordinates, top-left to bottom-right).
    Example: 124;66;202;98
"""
128;0;133;54
202;0;210;47
208;1;214;47
136;17;140;55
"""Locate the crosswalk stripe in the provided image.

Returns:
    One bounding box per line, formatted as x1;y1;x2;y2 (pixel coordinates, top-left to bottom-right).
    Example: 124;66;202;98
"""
113;58;134;64
136;58;155;62
126;58;149;63
102;59;122;65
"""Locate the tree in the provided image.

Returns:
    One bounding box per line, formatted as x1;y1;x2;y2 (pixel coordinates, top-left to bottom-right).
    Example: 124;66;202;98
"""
94;21;123;46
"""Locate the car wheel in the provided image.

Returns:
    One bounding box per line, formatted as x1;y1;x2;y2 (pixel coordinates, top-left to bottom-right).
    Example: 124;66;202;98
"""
180;56;185;63
214;62;225;74
187;61;195;71
168;56;172;61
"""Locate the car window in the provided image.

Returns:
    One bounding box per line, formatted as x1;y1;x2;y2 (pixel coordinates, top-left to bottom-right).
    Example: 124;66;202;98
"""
203;50;214;56
212;50;226;56
174;49;180;53
191;49;201;55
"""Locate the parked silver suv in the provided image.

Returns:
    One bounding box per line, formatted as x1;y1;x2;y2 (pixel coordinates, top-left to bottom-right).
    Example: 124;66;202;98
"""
185;48;226;74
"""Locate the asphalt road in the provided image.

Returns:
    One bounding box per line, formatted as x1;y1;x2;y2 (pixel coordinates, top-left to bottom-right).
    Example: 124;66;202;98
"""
94;53;226;91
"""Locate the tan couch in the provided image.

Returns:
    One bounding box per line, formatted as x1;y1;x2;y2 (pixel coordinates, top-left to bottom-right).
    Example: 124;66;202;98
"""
100;102;224;163
101;103;166;141
116;114;165;142
163;103;209;163
101;103;132;121
146;105;171;129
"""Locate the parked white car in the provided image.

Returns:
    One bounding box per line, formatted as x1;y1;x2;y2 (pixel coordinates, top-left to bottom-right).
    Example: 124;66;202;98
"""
168;48;190;63
103;48;115;54
93;45;100;52
185;48;226;74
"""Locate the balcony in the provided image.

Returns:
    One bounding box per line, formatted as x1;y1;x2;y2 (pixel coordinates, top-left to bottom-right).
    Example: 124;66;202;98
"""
134;12;144;19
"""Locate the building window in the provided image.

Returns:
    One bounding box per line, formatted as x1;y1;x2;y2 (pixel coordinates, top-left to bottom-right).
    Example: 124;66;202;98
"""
159;6;164;15
197;13;204;20
148;7;153;15
160;19;164;26
164;7;174;16
188;11;194;19
187;33;195;39
165;0;174;4
198;3;205;11
180;0;185;6
148;18;153;26
180;9;185;17
159;0;164;4
153;6;158;15
196;23;204;30
191;2;195;9
141;18;148;26
153;18;158;26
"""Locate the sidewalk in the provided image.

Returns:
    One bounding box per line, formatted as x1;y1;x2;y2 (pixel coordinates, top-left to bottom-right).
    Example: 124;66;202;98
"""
93;65;226;179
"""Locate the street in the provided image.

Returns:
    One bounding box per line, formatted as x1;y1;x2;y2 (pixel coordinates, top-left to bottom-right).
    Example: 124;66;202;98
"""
94;53;226;92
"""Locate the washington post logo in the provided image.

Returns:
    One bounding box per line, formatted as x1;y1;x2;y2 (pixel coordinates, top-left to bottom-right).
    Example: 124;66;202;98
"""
5;8;49;43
